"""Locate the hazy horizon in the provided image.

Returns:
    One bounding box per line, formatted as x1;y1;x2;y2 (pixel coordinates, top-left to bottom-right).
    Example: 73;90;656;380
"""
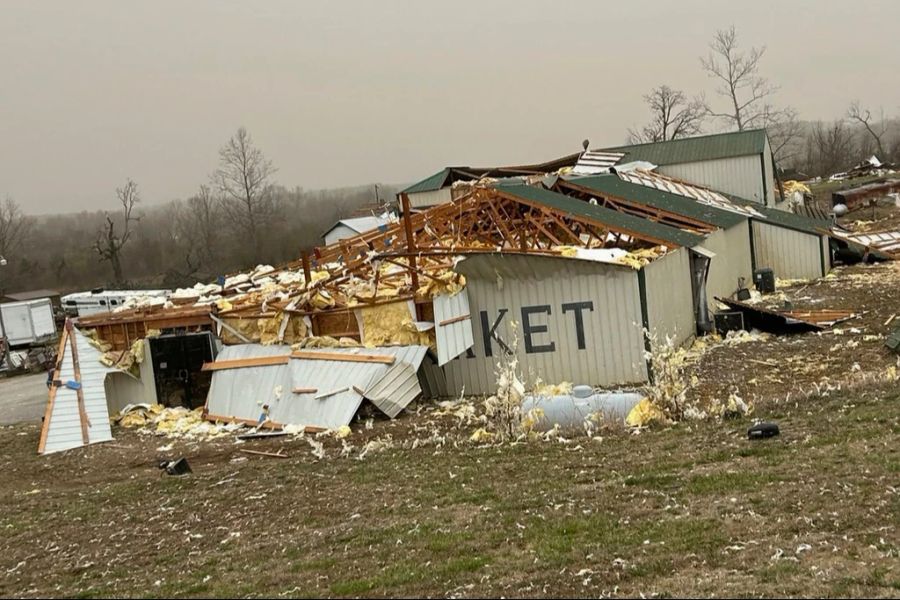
2;0;898;214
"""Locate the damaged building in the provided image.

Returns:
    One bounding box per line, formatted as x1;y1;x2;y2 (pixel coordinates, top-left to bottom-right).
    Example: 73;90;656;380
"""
38;130;877;454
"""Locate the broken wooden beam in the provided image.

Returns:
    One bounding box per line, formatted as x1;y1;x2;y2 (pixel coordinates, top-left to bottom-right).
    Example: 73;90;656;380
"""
201;355;291;371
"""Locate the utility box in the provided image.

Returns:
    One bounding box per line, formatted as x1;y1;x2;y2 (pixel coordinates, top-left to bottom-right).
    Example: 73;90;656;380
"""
753;268;776;294
0;298;57;347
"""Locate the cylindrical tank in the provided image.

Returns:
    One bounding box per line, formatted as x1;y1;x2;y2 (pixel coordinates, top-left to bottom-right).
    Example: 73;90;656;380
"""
521;385;642;431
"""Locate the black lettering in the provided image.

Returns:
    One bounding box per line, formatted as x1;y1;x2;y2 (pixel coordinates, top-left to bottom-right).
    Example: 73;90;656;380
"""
562;301;594;350
480;308;509;357
521;305;555;354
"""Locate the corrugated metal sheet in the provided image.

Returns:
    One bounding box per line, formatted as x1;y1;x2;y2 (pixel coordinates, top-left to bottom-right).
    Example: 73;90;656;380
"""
408;187;453;209
660;155;767;206
365;361;421;418
433;292;474;366
323;224;359;246
702;223;754;300
401;168;451;194
205;345;429;429
752;221;825;280
570;173;753;225
615;169;762;219
752;204;831;235
441;254;648;396
41;328;117;454
642;247;695;347
603;129;768;166
572;151;626;174
499;184;704;248
833;229;900;255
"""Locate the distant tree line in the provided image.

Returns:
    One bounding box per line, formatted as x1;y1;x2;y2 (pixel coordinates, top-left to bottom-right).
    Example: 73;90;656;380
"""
0;128;397;295
628;26;900;177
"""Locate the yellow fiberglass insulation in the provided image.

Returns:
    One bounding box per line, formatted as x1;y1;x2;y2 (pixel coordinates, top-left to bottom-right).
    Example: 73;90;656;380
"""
220;317;262;344
258;312;309;346
359;301;434;348
416;271;466;299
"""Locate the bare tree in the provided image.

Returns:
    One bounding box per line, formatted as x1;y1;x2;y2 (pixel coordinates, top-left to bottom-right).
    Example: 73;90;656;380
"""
700;26;780;131
185;184;220;267
94;178;141;286
0;197;33;258
628;85;705;143
847;101;888;159
763;106;804;165
809;120;855;177
212;127;278;257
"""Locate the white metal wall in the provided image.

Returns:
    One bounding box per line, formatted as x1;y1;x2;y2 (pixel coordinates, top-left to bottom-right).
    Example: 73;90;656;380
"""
323;224;358;246
702;223;754;300
752;221;825;280
642;248;695;348
660;155;766;205
42;328;115;454
104;340;158;413
408;187;452;209
441;254;648;396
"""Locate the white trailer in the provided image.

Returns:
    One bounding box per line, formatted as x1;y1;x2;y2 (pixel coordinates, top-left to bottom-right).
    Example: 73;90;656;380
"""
0;298;57;346
61;289;169;317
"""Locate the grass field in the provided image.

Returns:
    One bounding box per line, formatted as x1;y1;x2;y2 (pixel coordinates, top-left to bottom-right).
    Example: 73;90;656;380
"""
1;378;898;598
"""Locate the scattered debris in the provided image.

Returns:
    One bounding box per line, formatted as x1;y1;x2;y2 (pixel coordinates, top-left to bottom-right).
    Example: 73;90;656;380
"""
158;457;192;476
239;449;289;459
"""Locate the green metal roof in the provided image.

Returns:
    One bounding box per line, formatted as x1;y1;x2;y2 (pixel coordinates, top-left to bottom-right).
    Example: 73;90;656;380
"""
401;168;451;194
498;184;704;248
602;129;768;166
566;175;747;229
752;204;830;236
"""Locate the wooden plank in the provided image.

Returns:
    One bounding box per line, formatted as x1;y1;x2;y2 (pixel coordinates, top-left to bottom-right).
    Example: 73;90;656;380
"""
66;321;91;445
291;387;318;394
239;449;289;459
204;412;327;434
291;350;395;364
210;314;251;343
439;314;471;327
315;386;350;400
37;323;70;454
201;355;290;372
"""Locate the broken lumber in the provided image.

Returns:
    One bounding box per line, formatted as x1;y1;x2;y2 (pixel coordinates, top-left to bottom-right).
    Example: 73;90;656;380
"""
290;350;394;364
201;355;290;371
239;449;289;459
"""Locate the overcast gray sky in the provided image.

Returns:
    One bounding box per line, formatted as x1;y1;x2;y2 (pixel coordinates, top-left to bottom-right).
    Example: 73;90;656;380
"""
2;0;898;214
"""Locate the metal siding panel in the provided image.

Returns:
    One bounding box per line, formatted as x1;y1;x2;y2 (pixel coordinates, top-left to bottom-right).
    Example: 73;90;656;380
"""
408;187;452;209
660;155;765;205
364;361;422;418
703;224;754;300
205;345;428;429
434;292;475;365
752;222;822;280
323;224;357;246
43;328;115;454
643;248;695;347
441;254;646;396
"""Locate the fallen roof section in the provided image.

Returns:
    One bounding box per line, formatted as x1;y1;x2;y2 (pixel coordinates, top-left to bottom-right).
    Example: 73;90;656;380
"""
497;184;705;248
716;297;854;334
832;229;900;257
39;322;121;454
559;174;746;231
204;344;429;430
